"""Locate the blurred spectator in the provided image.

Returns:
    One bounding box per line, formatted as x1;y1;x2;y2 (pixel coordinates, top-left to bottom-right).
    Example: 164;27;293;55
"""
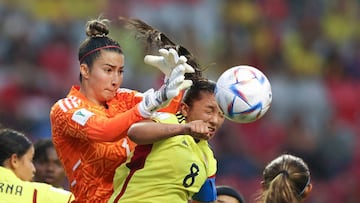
211;120;261;178
216;185;245;203
33;139;68;189
36;30;77;96
316;117;355;179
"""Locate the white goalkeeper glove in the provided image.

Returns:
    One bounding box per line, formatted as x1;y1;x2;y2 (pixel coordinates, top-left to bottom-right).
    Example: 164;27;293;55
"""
144;48;193;79
138;64;195;118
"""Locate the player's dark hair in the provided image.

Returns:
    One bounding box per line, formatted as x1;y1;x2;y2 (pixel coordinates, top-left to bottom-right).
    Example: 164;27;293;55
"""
34;139;54;163
119;17;203;83
175;79;216;123
183;79;216;107
217;185;245;203
256;154;311;203
0;128;32;166
78;16;123;81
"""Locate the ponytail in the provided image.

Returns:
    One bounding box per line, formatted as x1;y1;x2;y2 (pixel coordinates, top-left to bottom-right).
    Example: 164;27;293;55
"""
256;154;311;203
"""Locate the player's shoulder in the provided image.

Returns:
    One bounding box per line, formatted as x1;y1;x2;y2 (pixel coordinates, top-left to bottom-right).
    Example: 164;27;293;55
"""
116;87;138;94
115;88;142;101
51;95;83;113
31;182;75;201
31;181;67;192
151;112;177;123
31;181;53;189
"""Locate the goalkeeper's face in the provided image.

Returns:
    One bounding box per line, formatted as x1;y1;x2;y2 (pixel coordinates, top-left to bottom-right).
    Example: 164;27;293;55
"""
81;50;125;105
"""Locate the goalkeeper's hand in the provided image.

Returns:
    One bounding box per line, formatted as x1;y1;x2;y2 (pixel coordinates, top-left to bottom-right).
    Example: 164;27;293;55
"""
138;64;194;118
163;63;194;99
144;48;193;79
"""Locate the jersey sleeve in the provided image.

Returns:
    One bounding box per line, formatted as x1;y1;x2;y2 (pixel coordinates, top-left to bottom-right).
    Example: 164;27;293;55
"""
50;94;144;142
158;90;184;114
133;88;184;114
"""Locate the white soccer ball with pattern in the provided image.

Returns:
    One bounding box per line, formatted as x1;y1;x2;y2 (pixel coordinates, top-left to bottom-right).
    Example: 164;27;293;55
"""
215;65;272;123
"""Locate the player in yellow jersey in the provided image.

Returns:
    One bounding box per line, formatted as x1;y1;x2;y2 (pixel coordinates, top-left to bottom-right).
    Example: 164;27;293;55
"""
0;128;74;203
108;18;224;203
109;78;225;203
50;16;194;202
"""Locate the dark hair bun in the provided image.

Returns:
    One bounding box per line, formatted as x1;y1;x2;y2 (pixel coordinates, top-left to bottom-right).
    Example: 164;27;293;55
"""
86;18;110;37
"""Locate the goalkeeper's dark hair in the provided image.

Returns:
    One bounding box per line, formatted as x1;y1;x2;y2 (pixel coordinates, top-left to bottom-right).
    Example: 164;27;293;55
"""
119;17;203;83
78;15;123;82
255;154;311;203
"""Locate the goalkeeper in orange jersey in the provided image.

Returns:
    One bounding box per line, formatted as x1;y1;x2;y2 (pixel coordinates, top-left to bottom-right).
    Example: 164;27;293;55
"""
50;16;195;202
0;128;74;203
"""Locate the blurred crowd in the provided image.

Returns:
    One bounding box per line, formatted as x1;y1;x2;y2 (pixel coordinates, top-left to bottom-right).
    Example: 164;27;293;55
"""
0;0;359;202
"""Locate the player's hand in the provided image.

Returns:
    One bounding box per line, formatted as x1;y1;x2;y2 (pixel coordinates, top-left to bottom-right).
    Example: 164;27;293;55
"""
138;88;161;118
138;64;194;118
144;48;193;79
163;64;194;99
184;120;212;140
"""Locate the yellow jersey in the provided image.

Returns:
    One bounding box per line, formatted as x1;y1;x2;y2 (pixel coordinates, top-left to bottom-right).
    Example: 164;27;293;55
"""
0;166;74;203
109;112;217;203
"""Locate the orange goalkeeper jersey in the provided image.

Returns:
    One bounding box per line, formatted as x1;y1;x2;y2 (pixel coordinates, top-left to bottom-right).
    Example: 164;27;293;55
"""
50;86;182;203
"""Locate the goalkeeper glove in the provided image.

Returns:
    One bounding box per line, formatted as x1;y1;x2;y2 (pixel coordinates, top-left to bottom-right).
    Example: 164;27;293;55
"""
144;48;193;79
163;63;194;99
138;64;194;118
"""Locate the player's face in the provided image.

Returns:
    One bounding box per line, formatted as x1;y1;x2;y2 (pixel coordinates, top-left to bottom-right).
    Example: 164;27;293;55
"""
13;146;36;181
83;50;125;105
185;92;225;138
34;147;65;187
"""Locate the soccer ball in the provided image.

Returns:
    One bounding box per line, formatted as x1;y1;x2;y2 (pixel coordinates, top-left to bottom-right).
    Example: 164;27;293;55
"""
215;65;272;123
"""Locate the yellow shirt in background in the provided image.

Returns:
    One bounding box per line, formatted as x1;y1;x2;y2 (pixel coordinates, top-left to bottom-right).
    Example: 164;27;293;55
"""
0;166;74;203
